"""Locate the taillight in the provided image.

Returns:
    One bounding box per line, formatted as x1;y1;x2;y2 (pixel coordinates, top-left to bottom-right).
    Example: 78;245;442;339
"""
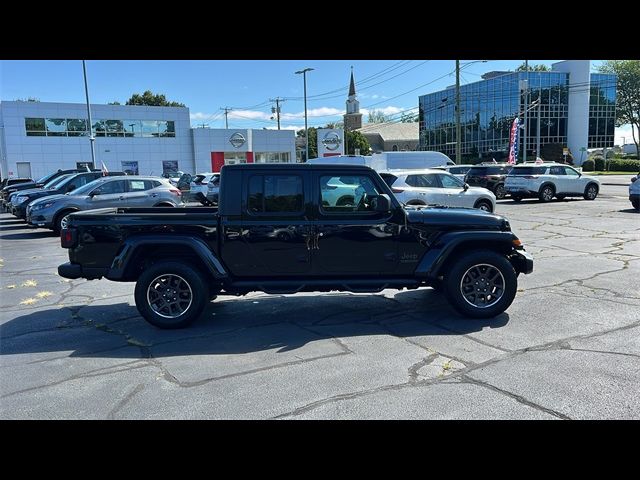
392;188;404;193
169;188;182;196
523;176;539;179
60;228;78;249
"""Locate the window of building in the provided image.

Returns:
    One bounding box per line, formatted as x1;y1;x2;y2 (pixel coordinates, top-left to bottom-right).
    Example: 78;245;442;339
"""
254;152;291;163
25;118;46;136
224;152;247;165
106;119;124;137
248;175;303;214
67;119;88;136
45;118;67;136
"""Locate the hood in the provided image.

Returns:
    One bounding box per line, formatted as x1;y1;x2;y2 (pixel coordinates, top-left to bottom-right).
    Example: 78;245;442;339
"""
405;205;509;231
14;187;49;197
3;181;38;192
29;194;68;206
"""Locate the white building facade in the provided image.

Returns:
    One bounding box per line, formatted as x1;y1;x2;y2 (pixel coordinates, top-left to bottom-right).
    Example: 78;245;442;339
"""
0;101;296;179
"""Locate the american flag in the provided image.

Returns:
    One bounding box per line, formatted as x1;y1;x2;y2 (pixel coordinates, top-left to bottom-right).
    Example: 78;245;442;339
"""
508;117;520;164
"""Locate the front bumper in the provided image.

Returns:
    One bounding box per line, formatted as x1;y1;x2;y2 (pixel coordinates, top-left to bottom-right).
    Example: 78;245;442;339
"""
12;204;27;218
511;249;534;274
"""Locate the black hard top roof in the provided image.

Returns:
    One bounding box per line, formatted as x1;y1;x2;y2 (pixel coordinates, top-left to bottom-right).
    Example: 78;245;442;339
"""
221;163;374;171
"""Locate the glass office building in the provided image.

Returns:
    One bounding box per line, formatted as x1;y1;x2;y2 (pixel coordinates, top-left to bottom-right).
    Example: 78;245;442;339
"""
418;63;616;163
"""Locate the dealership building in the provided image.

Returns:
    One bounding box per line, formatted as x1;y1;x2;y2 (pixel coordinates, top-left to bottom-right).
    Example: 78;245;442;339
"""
0;101;296;180
418;60;616;164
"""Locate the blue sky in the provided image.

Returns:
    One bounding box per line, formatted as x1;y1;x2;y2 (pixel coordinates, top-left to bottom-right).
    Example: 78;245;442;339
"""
1;59;628;143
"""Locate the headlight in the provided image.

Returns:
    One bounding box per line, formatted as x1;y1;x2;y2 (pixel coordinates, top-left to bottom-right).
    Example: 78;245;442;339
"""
32;201;56;210
14;196;28;205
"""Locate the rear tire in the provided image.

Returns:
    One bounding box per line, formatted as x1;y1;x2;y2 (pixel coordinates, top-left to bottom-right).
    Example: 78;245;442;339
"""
632;198;640;211
443;249;518;318
583;183;598;200
134;261;208;329
538;184;555;202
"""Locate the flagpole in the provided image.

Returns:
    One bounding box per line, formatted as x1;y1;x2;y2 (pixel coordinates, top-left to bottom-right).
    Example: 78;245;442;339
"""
82;60;97;170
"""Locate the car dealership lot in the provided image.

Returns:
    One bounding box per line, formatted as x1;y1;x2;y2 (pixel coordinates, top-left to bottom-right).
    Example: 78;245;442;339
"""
1;182;638;419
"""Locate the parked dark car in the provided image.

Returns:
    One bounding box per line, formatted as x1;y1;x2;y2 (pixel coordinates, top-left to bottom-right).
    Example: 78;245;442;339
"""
1;177;34;210
10;171;126;219
464;164;513;199
1;169;100;211
59;164;533;329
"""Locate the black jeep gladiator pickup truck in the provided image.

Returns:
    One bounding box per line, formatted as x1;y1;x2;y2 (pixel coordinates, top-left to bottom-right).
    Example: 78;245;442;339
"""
58;164;533;328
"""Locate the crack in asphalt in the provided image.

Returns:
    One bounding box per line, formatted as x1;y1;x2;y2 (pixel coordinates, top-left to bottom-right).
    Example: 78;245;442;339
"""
107;383;146;420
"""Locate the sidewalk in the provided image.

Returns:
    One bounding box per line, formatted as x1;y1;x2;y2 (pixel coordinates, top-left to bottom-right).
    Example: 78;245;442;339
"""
591;174;635;186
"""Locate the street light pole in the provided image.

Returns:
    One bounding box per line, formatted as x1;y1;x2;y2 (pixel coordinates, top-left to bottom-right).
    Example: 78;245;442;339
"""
82;60;96;169
455;60;461;164
295;68;314;162
536;100;541;158
522;59;529;162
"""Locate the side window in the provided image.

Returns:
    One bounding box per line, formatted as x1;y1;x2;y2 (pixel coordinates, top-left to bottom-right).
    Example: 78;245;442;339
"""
128;180;154;191
94;180;127;195
564;167;579;177
247;175;303;214
439;174;464;189
406;174;439;188
550;166;565;175
320;175;381;213
152;180;163;188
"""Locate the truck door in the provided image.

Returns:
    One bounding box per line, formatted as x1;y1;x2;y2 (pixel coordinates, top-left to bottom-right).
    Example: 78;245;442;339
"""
311;172;399;275
234;172;313;276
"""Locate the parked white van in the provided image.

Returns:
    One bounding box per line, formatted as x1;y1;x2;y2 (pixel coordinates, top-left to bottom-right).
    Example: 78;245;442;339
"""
307;151;454;172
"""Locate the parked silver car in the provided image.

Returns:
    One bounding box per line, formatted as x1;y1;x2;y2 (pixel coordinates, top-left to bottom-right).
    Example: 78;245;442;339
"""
27;176;183;232
380;169;496;212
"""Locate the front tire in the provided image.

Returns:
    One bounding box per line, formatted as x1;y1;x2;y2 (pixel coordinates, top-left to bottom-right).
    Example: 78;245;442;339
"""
443;249;518;318
583;183;598;200
494;184;506;200
134;261;209;329
632;198;640;211
474;199;493;213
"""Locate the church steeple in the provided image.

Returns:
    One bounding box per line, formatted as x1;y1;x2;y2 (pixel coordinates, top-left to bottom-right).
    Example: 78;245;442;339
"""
348;67;356;97
344;66;362;131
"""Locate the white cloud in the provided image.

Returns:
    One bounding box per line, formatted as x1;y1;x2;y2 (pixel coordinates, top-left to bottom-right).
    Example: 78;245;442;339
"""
190;112;214;122
615;124;636;145
360;106;409;117
359;93;389;100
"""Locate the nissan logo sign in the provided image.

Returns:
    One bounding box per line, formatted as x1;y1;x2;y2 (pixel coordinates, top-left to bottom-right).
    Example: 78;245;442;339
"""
322;131;342;151
229;132;246;148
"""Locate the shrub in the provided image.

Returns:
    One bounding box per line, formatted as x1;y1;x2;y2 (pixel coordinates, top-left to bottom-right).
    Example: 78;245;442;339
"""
594;158;605;171
581;159;595;171
607;159;640;172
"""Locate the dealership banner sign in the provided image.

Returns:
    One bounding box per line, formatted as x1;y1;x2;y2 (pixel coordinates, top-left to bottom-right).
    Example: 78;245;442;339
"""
317;129;344;157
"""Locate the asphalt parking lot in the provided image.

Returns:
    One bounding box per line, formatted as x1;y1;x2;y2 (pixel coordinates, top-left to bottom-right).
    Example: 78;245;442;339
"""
1;180;638;419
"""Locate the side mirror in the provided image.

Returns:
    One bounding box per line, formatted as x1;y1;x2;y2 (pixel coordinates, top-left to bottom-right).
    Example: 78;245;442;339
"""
67;184;76;192
372;194;391;212
89;189;99;198
631;176;637;183
463;183;469;191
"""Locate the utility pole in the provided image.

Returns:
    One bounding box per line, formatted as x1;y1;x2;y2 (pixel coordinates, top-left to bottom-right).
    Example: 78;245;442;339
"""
220;107;232;129
269;97;284;130
82;60;96;169
522;59;529;162
455;60;461;164
295;68;314;162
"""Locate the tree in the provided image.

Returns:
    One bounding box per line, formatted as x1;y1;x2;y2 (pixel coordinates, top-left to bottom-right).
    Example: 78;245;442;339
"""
598;60;640;158
516;63;550;72
367;109;391;123
346;130;371;155
108;101;121;105
297;127;317;160
400;112;419;123
125;90;185;107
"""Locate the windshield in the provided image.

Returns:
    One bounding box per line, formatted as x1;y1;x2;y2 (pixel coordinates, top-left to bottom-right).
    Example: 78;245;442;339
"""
37;172;58;184
72;178;107;196
45;173;74;189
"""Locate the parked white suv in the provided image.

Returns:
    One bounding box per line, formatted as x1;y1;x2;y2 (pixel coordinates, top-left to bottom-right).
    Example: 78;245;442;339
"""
380;169;496;212
505;163;600;202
